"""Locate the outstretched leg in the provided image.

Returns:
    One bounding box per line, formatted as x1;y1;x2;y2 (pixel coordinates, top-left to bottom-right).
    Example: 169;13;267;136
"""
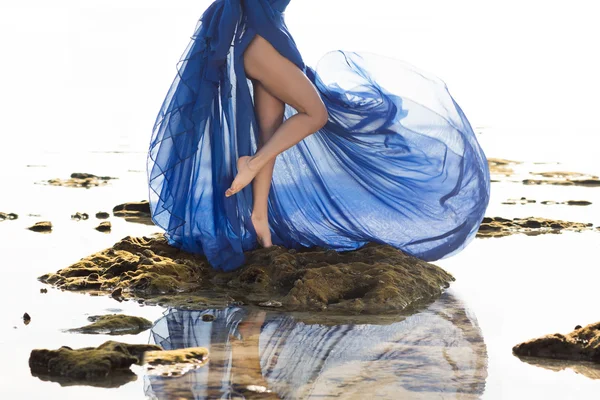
250;80;285;247
225;35;328;197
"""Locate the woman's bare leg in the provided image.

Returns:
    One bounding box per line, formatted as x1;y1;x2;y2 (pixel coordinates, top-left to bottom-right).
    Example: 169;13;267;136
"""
250;81;284;247
225;35;328;197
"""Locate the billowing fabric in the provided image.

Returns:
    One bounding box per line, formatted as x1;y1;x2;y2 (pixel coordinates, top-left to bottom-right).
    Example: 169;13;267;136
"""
147;0;491;271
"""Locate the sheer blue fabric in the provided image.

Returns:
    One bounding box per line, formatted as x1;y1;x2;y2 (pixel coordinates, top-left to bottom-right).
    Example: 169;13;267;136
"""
147;0;491;271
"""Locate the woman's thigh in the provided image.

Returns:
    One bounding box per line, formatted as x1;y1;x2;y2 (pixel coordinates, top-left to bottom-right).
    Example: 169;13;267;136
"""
244;35;326;120
252;80;285;144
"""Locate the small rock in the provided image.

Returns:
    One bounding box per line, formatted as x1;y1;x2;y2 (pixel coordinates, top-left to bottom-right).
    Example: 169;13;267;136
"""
0;212;18;221
111;288;123;299
71;212;89;221
40;288;48;294
23;313;31;325
95;212;110;219
28;221;52;233
143;347;208;377
68;314;153;335
575;325;582;330
95;221;112;232
201;314;215;322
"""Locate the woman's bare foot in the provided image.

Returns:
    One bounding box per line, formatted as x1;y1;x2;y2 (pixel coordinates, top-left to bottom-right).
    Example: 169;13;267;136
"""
226;156;260;197
251;214;273;247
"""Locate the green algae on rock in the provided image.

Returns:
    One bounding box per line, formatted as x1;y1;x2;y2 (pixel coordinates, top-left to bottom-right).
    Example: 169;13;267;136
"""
513;322;600;363
29;341;162;383
143;347;208;377
67;314;153;335
38;235;454;314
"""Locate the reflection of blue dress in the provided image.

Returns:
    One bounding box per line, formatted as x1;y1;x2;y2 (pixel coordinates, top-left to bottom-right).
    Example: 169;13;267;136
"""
147;0;491;271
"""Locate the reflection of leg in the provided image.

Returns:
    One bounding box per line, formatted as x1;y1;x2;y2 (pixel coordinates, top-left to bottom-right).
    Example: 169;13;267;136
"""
225;35;328;197
250;81;284;247
230;310;276;396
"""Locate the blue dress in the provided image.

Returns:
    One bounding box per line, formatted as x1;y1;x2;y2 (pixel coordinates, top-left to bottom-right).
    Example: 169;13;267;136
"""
147;0;491;271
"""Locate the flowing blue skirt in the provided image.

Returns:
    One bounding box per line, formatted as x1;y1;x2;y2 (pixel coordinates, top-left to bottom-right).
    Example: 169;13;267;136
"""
147;0;491;272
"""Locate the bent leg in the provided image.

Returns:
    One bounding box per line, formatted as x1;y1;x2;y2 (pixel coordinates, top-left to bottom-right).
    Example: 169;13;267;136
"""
250;80;284;247
225;35;328;197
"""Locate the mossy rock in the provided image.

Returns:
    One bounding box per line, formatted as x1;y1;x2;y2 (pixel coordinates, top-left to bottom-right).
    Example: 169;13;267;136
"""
39;235;455;314
67;314;153;335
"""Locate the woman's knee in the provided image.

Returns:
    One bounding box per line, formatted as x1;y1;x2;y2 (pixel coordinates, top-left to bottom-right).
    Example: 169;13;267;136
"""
308;101;328;132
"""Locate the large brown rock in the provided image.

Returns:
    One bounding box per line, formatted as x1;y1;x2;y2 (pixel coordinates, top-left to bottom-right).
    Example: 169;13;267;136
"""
39;235;454;314
513;322;600;363
67;314;153;335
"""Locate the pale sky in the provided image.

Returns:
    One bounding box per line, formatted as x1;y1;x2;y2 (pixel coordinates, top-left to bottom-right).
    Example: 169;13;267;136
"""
1;0;599;161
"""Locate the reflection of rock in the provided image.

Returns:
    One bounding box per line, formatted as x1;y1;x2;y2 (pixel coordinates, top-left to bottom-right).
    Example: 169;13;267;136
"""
29;341;161;385
517;356;600;380
28;221;52;233
0;212;18;221
488;158;521;178
144;292;487;399
523;171;600;186
38;235;454;313
477;217;596;238
143;348;208;377
513;322;600;363
43;172;117;188
67;314;153;335
112;201;154;226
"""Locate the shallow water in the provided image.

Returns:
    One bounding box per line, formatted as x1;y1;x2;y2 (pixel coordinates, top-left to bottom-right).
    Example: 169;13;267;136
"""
1;147;600;399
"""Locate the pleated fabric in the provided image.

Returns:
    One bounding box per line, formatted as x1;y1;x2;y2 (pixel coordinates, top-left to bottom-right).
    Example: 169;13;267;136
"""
147;0;491;271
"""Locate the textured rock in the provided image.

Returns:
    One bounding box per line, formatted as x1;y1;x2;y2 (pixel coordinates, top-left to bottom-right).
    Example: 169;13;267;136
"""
477;217;596;238
29;341;161;382
112;201;154;225
38;235;454;314
43;172;117;188
67;314;153;335
95;221;112;232
513;322;600;363
28;221;52;233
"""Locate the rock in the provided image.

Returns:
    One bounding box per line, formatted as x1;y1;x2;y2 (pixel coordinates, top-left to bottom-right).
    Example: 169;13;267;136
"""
0;212;18;221
95;221;112;232
38;235;454;314
143;347;208;376
477;217;596;238
40;288;48;294
488;158;521;177
523;171;600;186
29;341;161;384
71;212;89;221
513;321;600;363
23;313;31;325
67;314;153;335
502;197;536;205
43;173;117;188
201;314;215;322
96;212;110;219
28;221;52;233
112;201;154;226
565;200;592;206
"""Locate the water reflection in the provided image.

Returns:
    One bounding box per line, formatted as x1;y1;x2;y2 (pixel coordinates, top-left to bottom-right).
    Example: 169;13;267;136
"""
144;293;487;399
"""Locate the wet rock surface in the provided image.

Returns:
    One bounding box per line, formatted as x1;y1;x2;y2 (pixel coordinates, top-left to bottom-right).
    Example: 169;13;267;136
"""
38;235;454;314
513;322;600;363
29;341;162;385
143;347;208;376
67;314;153;335
112;201;154;225
477;217;596;238
28;221;52;233
42;172;118;188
